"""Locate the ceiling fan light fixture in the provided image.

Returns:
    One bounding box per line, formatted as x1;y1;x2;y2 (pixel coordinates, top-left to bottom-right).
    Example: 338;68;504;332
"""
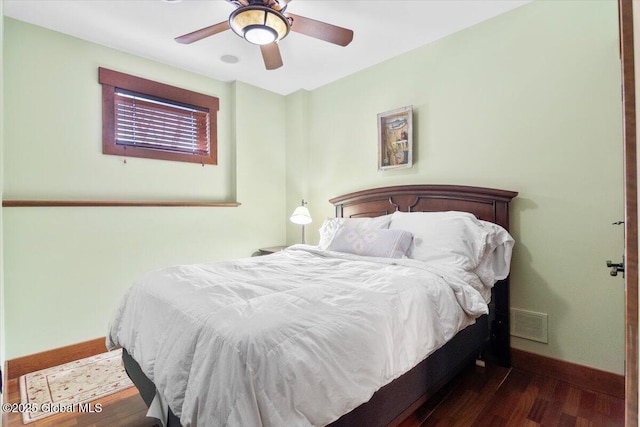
229;6;290;46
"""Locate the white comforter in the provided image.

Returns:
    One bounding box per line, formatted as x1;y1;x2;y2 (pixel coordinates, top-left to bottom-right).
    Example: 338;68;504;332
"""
107;245;490;427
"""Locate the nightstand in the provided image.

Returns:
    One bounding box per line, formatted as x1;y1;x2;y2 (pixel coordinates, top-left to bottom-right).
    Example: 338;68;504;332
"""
257;245;288;256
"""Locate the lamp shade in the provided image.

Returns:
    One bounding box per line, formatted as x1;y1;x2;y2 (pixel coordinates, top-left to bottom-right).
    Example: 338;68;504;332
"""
229;6;290;46
290;206;312;225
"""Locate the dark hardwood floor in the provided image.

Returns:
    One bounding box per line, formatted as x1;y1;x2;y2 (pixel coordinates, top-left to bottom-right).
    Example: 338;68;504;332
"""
399;362;625;427
3;361;624;426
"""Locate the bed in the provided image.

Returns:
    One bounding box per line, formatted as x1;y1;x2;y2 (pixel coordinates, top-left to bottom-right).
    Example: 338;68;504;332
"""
108;184;518;427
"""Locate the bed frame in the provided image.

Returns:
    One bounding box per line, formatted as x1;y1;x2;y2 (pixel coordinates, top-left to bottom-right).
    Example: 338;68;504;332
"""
327;184;517;426
122;184;517;427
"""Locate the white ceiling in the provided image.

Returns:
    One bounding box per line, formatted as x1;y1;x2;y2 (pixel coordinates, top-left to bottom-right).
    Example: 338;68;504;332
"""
3;0;531;96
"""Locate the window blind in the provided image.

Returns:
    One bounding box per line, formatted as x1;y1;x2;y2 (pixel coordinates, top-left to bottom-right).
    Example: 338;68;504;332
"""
114;89;210;156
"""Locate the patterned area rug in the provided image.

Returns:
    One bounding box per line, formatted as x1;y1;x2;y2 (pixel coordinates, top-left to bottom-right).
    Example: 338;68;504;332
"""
19;348;133;424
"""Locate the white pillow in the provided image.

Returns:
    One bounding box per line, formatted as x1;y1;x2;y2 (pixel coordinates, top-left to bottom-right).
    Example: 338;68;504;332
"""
318;215;392;250
327;226;413;258
474;221;515;287
388;211;488;270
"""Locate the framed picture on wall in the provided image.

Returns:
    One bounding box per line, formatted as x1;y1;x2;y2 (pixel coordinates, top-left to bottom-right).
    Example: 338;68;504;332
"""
378;105;413;170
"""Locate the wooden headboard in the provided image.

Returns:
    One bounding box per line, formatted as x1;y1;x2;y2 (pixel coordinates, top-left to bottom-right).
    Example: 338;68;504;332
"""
329;184;518;366
329;184;517;231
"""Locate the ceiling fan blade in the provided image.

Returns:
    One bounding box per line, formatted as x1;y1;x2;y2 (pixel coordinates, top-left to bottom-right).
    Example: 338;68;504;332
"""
227;0;249;6
260;43;284;70
262;0;291;12
287;13;353;47
175;21;230;44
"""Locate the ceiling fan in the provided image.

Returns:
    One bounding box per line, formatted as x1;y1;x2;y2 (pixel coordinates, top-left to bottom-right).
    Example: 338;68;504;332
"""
175;0;354;70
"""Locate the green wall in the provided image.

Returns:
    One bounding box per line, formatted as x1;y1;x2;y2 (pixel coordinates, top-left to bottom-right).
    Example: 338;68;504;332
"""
285;89;311;243
2;19;286;359
1;0;5;388
286;0;625;374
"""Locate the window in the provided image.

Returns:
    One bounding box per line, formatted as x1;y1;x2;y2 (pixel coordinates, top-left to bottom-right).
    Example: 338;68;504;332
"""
99;67;219;165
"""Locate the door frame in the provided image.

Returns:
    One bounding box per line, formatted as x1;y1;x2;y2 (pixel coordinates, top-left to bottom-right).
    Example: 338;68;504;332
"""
619;1;638;425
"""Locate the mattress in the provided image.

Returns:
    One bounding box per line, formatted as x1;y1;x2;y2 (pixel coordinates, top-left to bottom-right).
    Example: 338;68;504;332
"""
107;245;490;427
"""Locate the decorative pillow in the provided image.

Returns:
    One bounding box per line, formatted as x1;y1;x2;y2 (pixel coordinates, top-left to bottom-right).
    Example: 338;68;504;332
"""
318;215;392;250
326;226;413;258
388;211;488;270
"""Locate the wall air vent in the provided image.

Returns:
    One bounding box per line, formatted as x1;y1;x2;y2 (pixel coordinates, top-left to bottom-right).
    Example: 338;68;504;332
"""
511;308;548;343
